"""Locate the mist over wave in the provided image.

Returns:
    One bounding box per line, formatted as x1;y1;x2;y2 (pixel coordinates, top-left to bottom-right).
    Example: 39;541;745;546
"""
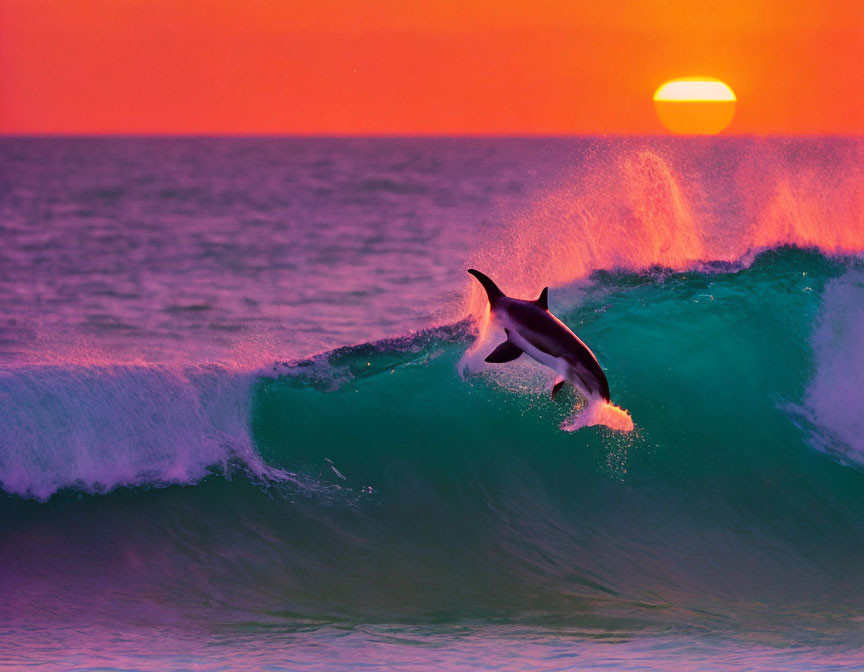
464;140;864;320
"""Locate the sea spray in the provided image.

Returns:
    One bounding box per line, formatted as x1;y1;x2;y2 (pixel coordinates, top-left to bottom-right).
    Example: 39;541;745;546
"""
463;141;864;323
562;400;634;433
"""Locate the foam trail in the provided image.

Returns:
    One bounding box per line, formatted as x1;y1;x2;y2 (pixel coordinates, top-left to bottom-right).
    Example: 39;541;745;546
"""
0;364;279;500
562;400;634;433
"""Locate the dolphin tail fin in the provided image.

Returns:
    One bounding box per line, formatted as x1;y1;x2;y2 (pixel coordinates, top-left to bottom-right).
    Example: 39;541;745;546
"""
467;269;505;306
562;399;634;433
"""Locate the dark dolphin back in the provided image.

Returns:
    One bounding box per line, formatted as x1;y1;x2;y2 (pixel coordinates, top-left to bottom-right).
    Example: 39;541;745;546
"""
508;300;612;402
563;335;610;401
581;357;611;401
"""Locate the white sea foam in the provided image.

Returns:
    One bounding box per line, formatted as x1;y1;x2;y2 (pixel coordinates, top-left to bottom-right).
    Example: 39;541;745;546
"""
800;270;864;463
0;364;280;500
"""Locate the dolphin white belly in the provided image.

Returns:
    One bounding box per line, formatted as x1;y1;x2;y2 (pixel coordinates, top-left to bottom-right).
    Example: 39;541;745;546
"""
496;316;557;368
494;315;589;397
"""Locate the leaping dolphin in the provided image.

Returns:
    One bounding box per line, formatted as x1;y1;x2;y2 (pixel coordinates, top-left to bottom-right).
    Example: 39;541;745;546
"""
467;269;633;432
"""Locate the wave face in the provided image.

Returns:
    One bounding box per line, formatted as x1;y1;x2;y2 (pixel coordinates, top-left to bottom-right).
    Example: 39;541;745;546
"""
2;138;864;668
4;249;864;646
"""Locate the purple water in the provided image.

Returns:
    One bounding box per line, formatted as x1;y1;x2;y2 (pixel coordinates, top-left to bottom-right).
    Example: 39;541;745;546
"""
3;137;864;671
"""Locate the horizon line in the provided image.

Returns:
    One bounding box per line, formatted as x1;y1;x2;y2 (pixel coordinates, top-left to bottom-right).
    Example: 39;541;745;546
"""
1;132;861;140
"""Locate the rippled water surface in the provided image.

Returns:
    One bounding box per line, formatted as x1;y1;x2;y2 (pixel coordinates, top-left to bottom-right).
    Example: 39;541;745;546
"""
2;137;864;671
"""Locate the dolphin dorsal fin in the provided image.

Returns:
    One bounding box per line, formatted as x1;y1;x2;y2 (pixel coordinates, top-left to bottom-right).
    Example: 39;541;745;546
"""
535;287;549;310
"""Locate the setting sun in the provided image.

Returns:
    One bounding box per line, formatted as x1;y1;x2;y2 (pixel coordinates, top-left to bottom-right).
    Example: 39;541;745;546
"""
654;77;737;135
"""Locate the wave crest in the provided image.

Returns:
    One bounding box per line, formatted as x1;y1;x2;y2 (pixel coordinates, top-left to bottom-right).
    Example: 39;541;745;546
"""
0;364;275;500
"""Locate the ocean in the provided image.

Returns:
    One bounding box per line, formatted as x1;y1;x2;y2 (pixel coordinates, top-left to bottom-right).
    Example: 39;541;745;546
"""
1;137;864;671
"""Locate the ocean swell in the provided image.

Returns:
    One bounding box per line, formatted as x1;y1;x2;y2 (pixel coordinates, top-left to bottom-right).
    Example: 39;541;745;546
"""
3;248;864;638
0;246;860;501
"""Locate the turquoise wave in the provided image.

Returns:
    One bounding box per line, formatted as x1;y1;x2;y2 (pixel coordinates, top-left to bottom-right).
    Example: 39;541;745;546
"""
3;247;864;640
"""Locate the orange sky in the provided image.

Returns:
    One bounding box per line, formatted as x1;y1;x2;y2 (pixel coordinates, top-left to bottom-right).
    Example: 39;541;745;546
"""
1;0;862;134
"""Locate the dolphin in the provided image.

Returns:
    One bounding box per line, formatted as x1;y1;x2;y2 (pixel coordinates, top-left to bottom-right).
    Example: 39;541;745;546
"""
467;268;633;432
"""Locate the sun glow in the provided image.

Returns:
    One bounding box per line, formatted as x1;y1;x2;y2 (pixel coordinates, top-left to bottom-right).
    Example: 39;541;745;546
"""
653;77;736;135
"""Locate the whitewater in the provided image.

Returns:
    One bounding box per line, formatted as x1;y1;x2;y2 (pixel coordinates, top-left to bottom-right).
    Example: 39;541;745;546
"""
1;137;864;671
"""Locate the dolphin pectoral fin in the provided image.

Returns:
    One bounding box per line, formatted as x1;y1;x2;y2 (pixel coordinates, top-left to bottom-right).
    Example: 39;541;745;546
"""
551;376;565;399
485;340;523;364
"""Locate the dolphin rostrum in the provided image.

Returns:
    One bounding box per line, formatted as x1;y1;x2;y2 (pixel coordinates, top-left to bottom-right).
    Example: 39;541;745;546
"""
467;269;633;432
